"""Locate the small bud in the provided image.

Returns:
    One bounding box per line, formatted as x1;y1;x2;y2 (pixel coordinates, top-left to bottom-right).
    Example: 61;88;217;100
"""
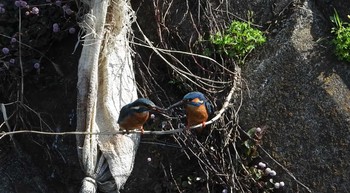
195;177;201;181
279;181;285;187
222;189;228;193
15;1;21;7
274;182;280;189
55;0;62;6
0;7;5;14
31;7;39;15
255;127;261;133
20;1;27;7
269;170;277;176
68;27;76;34
147;157;151;162
258;162;266;168
53;23;60;32
11;37;17;43
9;59;15;64
150;114;155;119
264;167;271;174
33;62;40;69
2;47;9;55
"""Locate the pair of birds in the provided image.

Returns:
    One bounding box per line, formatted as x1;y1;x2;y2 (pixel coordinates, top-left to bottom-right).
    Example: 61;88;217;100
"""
117;92;212;133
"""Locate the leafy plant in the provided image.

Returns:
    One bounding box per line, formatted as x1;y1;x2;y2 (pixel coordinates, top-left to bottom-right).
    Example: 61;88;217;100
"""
209;15;266;63
331;10;350;62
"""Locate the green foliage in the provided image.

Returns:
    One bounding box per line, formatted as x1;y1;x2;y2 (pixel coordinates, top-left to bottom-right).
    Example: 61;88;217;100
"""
209;19;266;63
331;10;350;62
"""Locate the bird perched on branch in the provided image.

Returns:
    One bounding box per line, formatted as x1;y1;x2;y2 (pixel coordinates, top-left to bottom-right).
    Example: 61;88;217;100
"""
118;98;167;133
169;91;213;133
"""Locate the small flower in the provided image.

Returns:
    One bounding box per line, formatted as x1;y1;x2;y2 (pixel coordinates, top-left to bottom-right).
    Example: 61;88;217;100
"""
20;1;28;8
14;0;29;9
15;1;21;7
53;23;60;32
0;7;5;14
150;114;155;119
55;0;62;6
25;11;30;16
68;27;76;34
31;7;39;15
9;58;15;64
279;181;285;187
274;182;280;189
2;47;9;55
222;189;228;193
33;62;40;69
195;177;201;181
11;37;17;43
147;157;151;162
258;162;266;168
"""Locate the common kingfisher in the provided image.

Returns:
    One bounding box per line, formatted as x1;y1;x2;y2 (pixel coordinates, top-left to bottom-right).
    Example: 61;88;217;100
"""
169;92;213;132
118;98;166;133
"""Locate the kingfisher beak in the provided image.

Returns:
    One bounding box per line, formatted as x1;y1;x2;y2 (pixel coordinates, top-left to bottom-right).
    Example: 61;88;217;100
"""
150;106;169;115
166;100;185;110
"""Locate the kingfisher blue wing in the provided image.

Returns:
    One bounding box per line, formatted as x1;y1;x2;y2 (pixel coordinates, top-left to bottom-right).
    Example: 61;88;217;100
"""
204;99;213;115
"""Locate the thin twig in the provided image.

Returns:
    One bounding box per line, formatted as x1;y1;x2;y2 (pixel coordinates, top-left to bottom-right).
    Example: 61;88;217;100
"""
18;7;24;103
0;74;238;140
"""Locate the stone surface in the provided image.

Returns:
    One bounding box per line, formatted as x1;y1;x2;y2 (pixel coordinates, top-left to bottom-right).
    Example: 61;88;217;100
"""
239;0;350;192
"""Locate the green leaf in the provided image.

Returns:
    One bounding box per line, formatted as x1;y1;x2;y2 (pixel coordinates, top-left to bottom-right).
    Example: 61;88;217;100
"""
208;18;266;64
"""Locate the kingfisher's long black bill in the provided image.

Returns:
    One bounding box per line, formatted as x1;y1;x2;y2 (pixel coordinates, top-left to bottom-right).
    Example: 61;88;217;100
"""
166;100;185;110
151;106;169;115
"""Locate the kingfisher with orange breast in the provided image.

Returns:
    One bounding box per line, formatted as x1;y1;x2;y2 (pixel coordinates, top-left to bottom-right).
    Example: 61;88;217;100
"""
169;92;213;132
118;98;167;133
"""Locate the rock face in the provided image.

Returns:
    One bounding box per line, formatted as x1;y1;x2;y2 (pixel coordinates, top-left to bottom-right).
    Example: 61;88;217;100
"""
239;0;350;192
